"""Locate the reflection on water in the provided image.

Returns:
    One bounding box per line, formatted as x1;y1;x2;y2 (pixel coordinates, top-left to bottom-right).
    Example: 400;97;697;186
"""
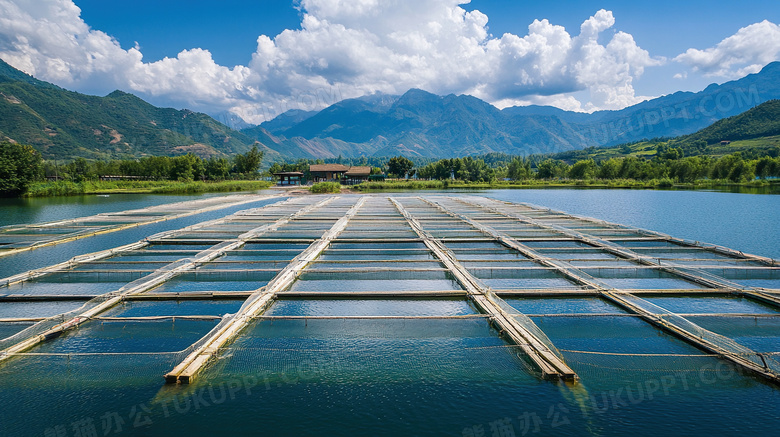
0;197;283;277
0;193;222;227
265;298;476;316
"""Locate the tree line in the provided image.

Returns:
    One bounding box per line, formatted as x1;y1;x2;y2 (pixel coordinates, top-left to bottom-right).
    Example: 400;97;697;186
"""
382;149;780;183
5;140;780;197
0;142;263;196
507;152;780;183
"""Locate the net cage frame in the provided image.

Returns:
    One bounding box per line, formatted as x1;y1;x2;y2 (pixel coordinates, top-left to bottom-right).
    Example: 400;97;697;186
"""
0;193;778;388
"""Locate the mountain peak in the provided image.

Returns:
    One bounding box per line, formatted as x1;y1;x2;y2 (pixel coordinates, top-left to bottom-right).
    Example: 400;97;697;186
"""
403;88;438;96
393;88;442;111
759;61;780;75
762;60;780;69
106;90;134;98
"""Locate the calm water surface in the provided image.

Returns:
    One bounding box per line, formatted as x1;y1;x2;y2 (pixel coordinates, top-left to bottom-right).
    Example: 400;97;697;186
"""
0;192;226;227
482;189;780;259
0;193;284;277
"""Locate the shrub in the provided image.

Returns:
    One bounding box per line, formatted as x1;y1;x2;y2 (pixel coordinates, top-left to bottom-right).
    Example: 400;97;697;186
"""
310;182;341;193
0;142;43;196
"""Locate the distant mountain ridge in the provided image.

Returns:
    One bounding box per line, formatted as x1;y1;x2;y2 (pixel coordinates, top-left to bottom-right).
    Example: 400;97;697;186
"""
253;88;591;157
0;59;277;160
3;54;780;161
245;62;780;158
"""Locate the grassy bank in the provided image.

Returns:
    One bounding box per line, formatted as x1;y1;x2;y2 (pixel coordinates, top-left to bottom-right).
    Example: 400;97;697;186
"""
354;179;780;191
24;180;273;197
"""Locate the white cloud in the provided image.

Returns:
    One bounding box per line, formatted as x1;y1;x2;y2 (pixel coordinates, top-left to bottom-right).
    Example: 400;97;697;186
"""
492;94;587;113
0;0;251;107
675;20;780;78
0;0;666;123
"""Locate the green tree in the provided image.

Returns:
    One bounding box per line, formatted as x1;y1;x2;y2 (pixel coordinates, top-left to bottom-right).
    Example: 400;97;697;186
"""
452;157;495;182
170;154;204;181
598;158;622;179
536;159;569;179
118;160;143;177
205;157;231;180
142;156;174;180
387;156;415;178
267;162;283;175
656;144;684;160
0;142;43;196
669;157;707;183
711;153;746;181
568;159;597;179
728;159;755;182
93;160;121;177
66;157;97;182
616;156;664;180
507;157;532;180
755;157;780;179
234;145;264;177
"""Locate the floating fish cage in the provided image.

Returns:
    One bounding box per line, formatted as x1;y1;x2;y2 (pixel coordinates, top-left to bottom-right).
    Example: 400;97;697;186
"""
0;194;778;436
0;194;278;257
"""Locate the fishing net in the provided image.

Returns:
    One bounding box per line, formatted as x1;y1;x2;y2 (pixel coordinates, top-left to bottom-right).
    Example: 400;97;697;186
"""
204;318;538;383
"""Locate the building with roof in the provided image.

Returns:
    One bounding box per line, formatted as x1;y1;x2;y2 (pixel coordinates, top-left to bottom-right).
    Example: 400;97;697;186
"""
272;171;304;185
309;164;350;182
343;166;371;185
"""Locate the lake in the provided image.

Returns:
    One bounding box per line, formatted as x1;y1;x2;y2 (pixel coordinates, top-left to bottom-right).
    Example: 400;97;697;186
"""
481;188;780;259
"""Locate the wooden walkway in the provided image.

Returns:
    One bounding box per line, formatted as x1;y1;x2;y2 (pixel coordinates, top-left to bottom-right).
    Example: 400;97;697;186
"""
390;197;577;380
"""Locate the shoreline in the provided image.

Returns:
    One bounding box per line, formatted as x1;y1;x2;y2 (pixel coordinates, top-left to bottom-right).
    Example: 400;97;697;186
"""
20;180;273;198
15;178;780;198
350;179;780;193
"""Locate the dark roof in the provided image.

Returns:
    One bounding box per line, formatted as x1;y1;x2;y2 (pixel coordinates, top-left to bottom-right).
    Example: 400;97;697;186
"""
345;166;371;177
273;171;304;176
310;164;350;172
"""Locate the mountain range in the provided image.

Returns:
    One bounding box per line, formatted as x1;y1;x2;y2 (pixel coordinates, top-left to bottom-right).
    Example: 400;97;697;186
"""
2;57;779;161
0;59;279;160
247;61;780;158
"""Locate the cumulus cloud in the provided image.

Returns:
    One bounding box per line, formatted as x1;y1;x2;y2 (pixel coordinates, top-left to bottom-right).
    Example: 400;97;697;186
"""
0;0;251;108
675;20;780;78
247;4;663;116
0;0;666;123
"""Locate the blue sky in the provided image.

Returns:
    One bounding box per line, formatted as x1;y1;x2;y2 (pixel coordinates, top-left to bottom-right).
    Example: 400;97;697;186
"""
1;0;779;123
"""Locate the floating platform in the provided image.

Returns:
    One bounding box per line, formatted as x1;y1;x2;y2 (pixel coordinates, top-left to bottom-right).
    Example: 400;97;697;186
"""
0;194;778;388
0;193;280;257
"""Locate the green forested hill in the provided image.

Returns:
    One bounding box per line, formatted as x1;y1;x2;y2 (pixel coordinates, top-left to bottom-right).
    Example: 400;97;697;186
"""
0;59;270;160
541;100;780;163
682;99;780;144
